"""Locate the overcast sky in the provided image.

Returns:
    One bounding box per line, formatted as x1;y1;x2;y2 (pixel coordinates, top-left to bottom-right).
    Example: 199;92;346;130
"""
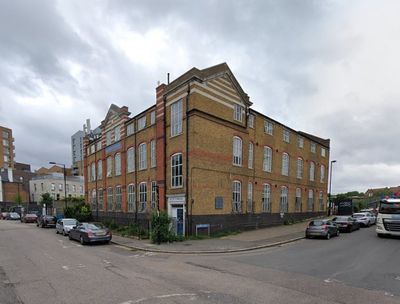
1;0;399;194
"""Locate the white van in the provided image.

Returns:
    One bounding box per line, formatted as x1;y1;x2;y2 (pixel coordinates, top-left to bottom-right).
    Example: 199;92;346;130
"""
376;198;400;237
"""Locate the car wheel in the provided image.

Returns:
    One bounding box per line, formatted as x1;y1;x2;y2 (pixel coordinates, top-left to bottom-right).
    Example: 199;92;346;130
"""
68;233;73;240
367;221;371;227
56;229;59;234
80;236;85;245
62;230;66;236
326;232;331;240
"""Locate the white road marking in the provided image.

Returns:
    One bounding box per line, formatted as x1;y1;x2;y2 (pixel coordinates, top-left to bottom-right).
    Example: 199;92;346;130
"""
385;292;394;297
119;292;212;304
323;278;341;283
62;266;69;270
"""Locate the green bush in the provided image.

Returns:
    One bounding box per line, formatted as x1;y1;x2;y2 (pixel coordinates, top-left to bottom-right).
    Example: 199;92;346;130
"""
63;203;92;222
150;211;174;244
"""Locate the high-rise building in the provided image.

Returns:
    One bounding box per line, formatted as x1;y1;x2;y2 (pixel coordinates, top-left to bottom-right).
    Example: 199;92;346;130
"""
71;130;84;175
84;63;330;236
0;126;15;169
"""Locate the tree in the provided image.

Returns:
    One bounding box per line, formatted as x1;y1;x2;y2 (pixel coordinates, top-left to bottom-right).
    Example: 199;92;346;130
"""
14;194;22;204
40;193;53;208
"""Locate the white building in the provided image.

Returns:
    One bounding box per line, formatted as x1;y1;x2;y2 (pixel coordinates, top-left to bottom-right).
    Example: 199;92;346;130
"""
29;173;84;203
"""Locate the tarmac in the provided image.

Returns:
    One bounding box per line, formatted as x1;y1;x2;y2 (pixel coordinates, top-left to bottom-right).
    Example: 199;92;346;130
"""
111;219;314;254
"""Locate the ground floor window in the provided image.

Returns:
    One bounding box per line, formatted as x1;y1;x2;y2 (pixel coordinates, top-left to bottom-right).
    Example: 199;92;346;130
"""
139;182;147;212
115;186;122;211
307;190;314;211
295;188;301;212
98;189;103;211
127;184;135;212
262;184;271;212
107;187;113;211
232;180;242;213
280;186;288;213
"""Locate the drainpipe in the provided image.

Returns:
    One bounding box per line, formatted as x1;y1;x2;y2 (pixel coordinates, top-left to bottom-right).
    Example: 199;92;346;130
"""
134;121;138;223
185;82;191;236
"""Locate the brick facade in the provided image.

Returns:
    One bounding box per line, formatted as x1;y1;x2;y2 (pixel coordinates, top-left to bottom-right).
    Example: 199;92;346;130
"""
84;63;330;235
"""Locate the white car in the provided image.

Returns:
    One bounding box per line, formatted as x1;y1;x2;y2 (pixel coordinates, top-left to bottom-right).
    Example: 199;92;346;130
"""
352;212;375;227
56;218;79;236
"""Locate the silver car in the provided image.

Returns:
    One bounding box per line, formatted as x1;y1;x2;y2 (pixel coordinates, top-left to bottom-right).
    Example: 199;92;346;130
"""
352;212;375;227
56;218;79;236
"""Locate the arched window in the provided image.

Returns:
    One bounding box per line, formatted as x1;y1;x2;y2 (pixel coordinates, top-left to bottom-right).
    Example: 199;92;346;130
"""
233;137;242;166
295;188;302;212
248;142;254;169
280;186;288;213
262;184;271;212
319;191;324;211
297;158;303;179
232;180;242;212
307;189;314;211
263;146;272;172
281;153;289;176
127;147;135;173
115;153;121;176
115;186;122;210
309;161;315;181
127;184;135;212
320;165;325;183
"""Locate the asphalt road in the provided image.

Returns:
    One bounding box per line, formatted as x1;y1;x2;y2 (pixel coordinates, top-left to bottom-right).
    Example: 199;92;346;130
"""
0;220;399;304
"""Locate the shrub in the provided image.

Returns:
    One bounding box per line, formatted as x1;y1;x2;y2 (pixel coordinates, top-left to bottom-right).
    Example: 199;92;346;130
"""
150;211;174;244
63;203;92;222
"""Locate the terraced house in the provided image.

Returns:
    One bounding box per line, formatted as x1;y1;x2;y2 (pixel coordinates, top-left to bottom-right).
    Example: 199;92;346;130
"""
84;63;330;236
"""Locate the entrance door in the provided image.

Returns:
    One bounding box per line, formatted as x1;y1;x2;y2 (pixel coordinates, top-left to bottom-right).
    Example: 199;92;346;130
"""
175;207;184;236
168;196;186;236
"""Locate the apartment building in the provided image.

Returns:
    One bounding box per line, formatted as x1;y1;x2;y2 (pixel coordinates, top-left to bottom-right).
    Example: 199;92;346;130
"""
0;126;14;169
71;130;84;175
29;173;84;203
84;63;330;235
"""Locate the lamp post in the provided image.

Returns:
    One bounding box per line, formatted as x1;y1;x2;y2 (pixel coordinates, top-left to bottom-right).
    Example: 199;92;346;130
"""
328;160;337;216
49;162;67;210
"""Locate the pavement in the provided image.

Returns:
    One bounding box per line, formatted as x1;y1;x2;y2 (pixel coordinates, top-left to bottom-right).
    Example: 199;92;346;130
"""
111;219;313;254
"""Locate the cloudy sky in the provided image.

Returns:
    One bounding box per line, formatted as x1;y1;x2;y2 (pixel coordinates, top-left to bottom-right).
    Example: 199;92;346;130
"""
1;0;399;194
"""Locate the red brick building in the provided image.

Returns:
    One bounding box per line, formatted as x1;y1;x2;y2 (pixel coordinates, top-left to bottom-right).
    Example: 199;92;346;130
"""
84;63;330;235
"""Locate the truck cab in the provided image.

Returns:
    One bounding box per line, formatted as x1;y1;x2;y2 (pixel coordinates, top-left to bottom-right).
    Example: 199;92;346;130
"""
376;198;400;237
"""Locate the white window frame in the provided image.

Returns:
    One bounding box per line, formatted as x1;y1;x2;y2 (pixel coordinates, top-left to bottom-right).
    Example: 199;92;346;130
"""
232;136;242;166
297;158;303;179
127;184;135;212
264;120;273;135
138;143;147;170
295;188;302;212
248;114;255;128
171;99;183;137
171;153;183;188
283;129;290;143
309;161;315;181
233;104;243;122
263;146;272;172
91;189;97;211
298;136;304;148
96;141;102;151
97;160;102;180
127;147;135;173
150;139;156;168
281;152;289;176
127;123;134;136
321;147;326;157
114;126;121;142
115;153;121;176
106;156;112;177
311;142;316;153
262;184;271;212
115;186;122;210
150;111;156;125
106;131;112;146
232;180;242;213
98;189;103;211
138;116;146;131
139;182;147;212
307;189;314;211
320;165;325;183
247;182;253;213
91;162;96;181
280;186;288;213
248;142;253;169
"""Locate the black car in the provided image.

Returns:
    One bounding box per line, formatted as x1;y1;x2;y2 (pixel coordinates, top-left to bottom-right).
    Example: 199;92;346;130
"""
37;215;57;228
332;216;360;232
305;219;339;239
68;223;112;245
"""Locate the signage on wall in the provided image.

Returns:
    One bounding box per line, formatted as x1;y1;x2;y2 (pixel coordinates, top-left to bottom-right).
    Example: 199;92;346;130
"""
105;142;122;154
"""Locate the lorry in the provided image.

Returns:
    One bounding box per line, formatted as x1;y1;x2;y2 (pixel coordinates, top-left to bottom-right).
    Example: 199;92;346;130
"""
376;198;400;237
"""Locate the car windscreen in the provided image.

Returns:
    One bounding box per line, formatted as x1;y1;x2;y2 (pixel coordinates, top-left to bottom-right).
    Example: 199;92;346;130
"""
333;217;349;221
352;214;365;218
63;219;77;225
85;223;105;230
379;202;400;214
309;220;325;226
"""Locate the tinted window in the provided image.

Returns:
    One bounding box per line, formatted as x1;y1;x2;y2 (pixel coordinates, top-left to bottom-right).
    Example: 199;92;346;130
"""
309;220;325;226
379;202;400;214
333;216;348;221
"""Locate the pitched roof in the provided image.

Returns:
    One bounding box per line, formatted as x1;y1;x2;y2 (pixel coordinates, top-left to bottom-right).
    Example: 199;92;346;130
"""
101;104;131;128
165;63;251;106
298;131;330;148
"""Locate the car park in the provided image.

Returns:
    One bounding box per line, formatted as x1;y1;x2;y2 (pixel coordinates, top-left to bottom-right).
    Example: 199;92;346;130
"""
7;212;21;220
21;213;38;223
37;215;57;228
68;222;112;245
332;216;360;232
56;218;78;236
352;212;375;227
305;219;339;239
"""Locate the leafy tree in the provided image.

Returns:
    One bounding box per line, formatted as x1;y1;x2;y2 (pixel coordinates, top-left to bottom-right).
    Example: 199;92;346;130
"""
64;202;92;222
40;193;53;208
150;211;174;244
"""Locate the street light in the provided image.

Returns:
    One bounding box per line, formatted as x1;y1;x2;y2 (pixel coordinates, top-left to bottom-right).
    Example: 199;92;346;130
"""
328;160;337;216
49;162;67;210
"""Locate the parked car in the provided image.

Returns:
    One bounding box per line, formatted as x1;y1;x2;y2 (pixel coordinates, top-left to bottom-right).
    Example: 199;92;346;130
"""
7;212;21;220
68;223;112;245
0;212;9;219
332;216;360;232
56;218;78;236
21;213;38;223
352;212;375;227
305;219;340;239
37;215;57;228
